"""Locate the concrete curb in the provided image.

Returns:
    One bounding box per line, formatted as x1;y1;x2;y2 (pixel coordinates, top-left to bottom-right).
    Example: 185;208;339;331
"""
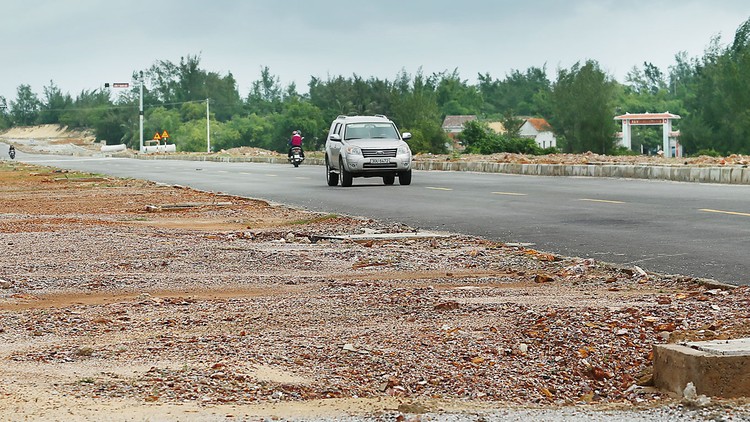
409;160;750;185
654;340;750;398
126;154;750;185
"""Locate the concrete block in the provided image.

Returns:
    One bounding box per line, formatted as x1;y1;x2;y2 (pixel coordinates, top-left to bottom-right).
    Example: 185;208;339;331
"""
730;167;743;184
653;338;750;398
689;167;701;182
709;167;721;183
648;166;662;180
513;163;525;174
742;167;750;184
700;167;712;183
720;167;732;184
673;167;691;183
633;165;647;180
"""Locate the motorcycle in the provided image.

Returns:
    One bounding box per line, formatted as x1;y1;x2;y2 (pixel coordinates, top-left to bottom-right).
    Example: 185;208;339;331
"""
288;146;304;167
8;145;15;160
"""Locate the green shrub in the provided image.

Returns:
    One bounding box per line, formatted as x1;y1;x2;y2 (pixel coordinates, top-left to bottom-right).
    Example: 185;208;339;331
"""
694;148;721;157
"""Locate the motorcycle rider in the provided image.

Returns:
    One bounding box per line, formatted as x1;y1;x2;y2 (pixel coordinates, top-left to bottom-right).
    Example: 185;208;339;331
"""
8;145;15;159
288;130;304;159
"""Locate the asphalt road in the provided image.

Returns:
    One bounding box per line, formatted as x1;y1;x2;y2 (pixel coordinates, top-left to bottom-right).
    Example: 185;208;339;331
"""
15;151;750;286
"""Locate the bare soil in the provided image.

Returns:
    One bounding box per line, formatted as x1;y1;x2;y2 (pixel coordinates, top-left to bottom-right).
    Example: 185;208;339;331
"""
2;132;750;420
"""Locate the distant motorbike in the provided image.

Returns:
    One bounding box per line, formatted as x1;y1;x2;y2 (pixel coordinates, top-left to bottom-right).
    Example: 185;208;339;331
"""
8;145;15;160
288;146;304;167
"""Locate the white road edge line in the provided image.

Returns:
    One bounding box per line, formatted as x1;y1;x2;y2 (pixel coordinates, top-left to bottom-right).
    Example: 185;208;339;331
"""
580;198;625;204
492;192;527;196
700;208;750;217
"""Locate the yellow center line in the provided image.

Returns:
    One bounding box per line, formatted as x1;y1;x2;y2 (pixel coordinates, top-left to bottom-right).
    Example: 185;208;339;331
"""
295;176;310;180
425;186;453;191
239;172;251;175
266;174;278;177
580;198;625;204
700;208;750;217
492;192;527;196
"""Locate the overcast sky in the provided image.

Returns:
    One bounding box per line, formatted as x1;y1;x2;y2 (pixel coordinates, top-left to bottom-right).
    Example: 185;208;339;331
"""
2;0;749;103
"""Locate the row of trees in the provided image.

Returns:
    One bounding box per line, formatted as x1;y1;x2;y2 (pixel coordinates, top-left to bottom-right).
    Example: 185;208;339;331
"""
2;17;750;156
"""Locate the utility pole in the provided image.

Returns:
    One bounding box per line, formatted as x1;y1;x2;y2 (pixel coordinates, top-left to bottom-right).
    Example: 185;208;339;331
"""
206;98;210;153
139;71;144;153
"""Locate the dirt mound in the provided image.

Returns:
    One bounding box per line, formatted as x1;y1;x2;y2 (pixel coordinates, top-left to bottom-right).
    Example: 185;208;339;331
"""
415;151;750;166
0;124;101;155
0;124;95;141
216;146;283;156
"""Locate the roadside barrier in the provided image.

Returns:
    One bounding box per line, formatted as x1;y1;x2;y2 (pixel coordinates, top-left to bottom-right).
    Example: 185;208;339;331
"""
132;154;750;185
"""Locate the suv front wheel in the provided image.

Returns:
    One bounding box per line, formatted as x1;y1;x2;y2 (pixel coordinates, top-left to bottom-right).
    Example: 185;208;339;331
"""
398;170;412;185
326;157;339;186
340;158;353;187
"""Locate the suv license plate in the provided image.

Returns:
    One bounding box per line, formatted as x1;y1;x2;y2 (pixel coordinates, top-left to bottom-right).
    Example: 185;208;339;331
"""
370;158;390;164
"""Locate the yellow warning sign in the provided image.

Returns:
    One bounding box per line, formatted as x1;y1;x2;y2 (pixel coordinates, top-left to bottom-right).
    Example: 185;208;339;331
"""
161;130;170;139
153;132;161;141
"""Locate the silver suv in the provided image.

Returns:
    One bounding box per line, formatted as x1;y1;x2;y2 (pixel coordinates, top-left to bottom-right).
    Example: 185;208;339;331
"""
324;115;413;187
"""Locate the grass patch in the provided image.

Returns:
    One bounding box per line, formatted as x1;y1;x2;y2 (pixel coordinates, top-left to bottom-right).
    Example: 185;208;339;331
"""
51;170;107;180
287;214;339;225
120;216;149;221
75;346;94;357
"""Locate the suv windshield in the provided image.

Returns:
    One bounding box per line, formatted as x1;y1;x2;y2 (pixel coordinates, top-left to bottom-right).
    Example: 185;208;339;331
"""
344;123;399;140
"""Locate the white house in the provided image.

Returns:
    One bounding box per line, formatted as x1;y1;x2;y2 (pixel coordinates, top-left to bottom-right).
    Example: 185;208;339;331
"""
441;115;477;151
441;115;477;136
518;118;556;149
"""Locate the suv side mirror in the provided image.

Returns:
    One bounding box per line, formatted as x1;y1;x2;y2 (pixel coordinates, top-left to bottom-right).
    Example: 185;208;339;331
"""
329;134;342;142
402;132;412;140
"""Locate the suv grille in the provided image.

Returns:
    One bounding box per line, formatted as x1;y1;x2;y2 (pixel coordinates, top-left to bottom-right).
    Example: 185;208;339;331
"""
363;162;397;168
362;148;397;158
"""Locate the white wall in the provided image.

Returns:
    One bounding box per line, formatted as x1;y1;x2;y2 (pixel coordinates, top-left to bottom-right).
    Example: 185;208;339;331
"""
535;132;556;149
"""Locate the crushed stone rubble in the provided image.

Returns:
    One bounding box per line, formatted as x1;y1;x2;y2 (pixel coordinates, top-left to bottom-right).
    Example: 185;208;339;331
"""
1;163;750;420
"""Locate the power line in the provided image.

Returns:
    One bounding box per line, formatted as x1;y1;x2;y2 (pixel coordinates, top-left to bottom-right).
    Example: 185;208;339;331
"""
18;99;210;113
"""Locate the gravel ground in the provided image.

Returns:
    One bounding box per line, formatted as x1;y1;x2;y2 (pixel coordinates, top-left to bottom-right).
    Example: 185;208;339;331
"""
1;161;750;421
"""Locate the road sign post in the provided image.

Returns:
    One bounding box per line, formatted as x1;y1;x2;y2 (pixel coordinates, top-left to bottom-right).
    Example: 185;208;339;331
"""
139;72;144;153
206;98;210;153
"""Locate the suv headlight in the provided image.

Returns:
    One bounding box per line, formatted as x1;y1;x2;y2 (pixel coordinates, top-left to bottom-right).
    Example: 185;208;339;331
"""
397;145;411;155
344;146;362;156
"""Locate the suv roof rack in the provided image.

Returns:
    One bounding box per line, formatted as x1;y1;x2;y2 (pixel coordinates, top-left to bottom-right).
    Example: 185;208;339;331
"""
374;114;388;119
